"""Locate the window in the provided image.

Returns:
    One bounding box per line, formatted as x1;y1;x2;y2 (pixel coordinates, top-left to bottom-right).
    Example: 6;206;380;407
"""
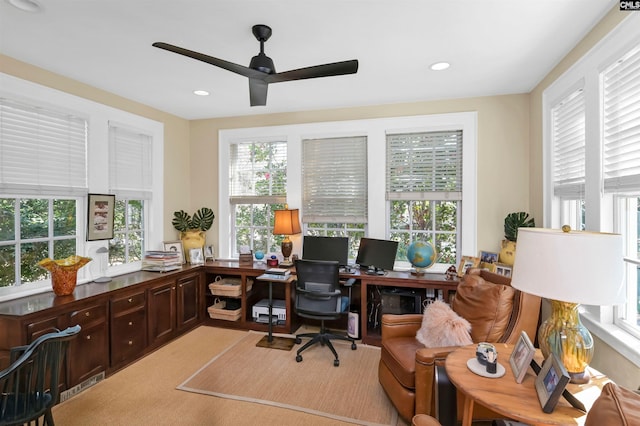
0;197;78;287
387;131;462;264
302;136;367;259
0;96;87;288
219;113;477;268
543;14;640;361
551;88;586;231
108;125;153;266
602;44;640;337
0;72;164;301
229;140;287;255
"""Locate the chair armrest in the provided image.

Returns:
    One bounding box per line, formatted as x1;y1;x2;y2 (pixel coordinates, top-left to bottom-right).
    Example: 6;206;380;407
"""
342;278;356;287
296;287;342;298
380;313;423;340
415;346;459;417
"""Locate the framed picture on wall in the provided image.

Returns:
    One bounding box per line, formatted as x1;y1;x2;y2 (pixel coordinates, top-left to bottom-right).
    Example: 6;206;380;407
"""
87;194;115;241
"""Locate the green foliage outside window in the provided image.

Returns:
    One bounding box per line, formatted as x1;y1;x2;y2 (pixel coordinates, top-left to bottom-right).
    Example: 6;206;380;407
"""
0;197;77;287
390;200;457;265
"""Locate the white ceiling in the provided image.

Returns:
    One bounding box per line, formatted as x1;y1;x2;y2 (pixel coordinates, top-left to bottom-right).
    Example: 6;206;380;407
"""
0;0;616;120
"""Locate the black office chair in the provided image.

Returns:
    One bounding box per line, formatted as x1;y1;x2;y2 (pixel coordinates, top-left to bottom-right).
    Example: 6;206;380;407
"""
0;325;81;426
294;259;357;366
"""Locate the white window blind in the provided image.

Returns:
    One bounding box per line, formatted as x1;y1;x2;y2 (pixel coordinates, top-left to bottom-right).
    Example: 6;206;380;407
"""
109;125;153;199
229;140;287;204
302;136;367;223
386;131;462;200
0;97;87;195
552;88;586;198
603;45;640;194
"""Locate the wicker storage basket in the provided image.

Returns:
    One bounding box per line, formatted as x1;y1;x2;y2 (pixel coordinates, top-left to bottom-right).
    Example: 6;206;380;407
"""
208;276;253;297
207;298;241;321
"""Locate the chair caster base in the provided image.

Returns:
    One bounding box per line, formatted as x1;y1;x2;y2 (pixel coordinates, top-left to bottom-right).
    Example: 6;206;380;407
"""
351;342;357;350
334;359;339;367
296;354;303;362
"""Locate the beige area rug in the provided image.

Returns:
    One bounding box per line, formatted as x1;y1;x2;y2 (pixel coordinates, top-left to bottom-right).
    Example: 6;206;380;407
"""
177;331;398;426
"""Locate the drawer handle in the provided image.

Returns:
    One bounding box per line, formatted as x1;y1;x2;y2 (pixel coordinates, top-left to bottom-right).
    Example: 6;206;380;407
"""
128;298;133;303
128;321;133;326
86;335;91;340
128;340;133;346
85;312;90;317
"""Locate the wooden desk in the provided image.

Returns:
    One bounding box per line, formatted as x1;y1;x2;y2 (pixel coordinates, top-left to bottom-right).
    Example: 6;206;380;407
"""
445;344;610;426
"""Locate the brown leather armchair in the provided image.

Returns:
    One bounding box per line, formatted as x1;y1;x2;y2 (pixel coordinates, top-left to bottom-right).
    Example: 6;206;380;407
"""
378;269;541;424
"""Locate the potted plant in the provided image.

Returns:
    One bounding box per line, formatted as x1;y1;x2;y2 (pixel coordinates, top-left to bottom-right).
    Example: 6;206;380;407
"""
172;207;215;263
499;211;535;265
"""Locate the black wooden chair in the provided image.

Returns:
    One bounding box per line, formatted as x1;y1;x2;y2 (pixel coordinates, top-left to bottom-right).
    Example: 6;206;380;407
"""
0;325;81;426
294;259;357;366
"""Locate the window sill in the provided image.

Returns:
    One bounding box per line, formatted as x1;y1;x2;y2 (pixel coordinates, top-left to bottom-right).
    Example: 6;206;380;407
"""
581;312;640;368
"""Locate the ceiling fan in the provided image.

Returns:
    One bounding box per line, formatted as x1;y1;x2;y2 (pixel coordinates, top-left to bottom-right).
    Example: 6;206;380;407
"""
153;24;359;107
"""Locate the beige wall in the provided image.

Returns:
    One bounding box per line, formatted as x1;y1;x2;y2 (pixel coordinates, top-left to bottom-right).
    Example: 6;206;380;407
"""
0;55;191;240
191;95;531;255
528;6;639;388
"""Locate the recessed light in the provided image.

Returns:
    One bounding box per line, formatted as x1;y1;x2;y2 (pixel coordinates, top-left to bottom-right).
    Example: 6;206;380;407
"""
6;0;41;12
430;62;450;71
193;90;210;96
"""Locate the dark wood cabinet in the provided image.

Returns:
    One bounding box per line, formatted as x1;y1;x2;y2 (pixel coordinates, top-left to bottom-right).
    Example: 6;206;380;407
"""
0;267;203;390
147;279;176;348
67;302;109;386
177;272;200;331
110;289;146;369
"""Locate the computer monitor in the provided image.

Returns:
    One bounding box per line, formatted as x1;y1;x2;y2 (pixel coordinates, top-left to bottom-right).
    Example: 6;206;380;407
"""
355;238;398;272
302;236;349;267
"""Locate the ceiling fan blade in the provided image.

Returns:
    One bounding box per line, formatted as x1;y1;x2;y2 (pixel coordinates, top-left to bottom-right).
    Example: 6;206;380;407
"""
152;42;266;80
249;78;268;106
266;59;358;84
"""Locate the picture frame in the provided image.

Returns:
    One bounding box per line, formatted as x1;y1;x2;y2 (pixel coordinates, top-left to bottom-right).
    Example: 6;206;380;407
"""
189;247;204;265
479;250;499;264
534;352;570;413
163;240;185;264
457;255;480;277
509;331;536;383
495;263;513;278
204;245;215;262
87;193;115;241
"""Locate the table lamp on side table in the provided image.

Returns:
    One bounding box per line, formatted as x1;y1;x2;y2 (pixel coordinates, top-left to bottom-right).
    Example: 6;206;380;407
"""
510;227;624;383
273;206;301;267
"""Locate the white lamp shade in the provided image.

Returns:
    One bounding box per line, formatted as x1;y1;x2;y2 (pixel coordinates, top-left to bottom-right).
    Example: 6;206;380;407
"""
511;228;625;306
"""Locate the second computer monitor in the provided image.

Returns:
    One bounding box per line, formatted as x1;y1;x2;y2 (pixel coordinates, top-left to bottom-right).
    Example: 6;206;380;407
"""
302;236;349;266
356;238;398;271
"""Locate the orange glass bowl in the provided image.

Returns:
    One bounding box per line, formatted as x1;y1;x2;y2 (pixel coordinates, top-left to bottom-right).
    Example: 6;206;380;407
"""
38;256;92;296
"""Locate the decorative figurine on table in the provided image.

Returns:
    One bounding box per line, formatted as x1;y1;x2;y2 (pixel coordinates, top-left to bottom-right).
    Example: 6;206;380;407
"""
445;265;458;280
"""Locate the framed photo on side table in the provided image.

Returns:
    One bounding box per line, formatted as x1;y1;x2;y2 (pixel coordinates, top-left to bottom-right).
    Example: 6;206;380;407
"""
509;331;536;383
534;352;570;413
87;194;115;241
204;245;215;262
163;240;185;264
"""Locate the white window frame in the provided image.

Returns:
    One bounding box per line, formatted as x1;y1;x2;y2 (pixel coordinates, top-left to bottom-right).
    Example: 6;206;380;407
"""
542;13;640;367
0;73;164;302
219;112;477;270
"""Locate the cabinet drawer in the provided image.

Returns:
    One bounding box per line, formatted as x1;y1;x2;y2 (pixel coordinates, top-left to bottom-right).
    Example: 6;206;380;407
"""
111;308;147;364
111;291;146;315
69;304;108;328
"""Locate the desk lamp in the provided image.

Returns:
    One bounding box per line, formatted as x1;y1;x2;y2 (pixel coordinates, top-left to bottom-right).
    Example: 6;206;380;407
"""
273;206;301;267
511;227;624;383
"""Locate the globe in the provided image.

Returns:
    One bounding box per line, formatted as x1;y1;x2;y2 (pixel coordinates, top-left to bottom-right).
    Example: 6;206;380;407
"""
406;241;437;275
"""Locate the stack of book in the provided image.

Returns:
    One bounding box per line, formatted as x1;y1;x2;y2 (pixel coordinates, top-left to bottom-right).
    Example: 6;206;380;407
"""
141;251;182;272
260;268;292;280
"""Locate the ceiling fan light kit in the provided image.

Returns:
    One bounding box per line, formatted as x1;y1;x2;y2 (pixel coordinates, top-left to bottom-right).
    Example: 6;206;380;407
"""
153;24;358;107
